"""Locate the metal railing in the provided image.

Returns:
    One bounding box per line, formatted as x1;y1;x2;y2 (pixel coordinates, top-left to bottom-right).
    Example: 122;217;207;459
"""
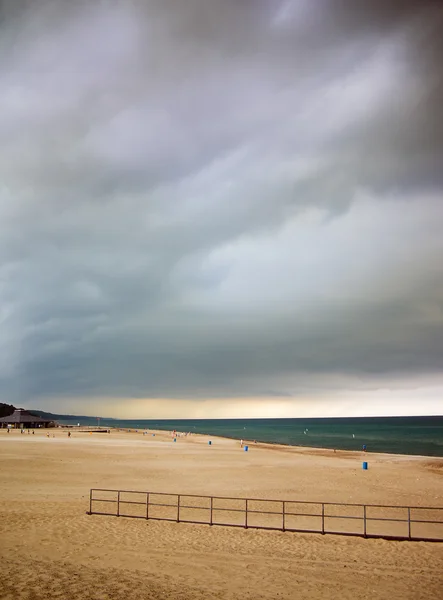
87;488;443;541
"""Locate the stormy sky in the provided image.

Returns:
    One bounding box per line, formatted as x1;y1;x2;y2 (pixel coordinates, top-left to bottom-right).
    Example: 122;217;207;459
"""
0;0;442;418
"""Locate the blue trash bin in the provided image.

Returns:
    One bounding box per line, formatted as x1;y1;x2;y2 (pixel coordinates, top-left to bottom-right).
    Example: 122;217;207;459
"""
173;438;176;442
208;440;212;445
362;461;368;470
244;445;249;452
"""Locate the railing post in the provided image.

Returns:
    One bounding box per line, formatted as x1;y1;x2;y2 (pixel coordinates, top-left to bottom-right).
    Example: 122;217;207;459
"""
89;489;92;515
245;499;248;529
117;491;120;517
321;503;325;534
177;494;181;523
363;505;367;538
146;492;149;520
210;497;213;526
282;501;285;532
408;507;411;540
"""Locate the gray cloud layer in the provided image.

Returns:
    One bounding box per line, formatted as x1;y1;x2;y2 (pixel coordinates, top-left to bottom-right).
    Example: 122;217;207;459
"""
0;0;442;412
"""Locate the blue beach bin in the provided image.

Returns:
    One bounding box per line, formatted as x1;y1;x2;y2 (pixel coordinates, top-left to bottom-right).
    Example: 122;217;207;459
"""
208;440;212;445
362;461;368;470
244;445;249;452
173;438;176;442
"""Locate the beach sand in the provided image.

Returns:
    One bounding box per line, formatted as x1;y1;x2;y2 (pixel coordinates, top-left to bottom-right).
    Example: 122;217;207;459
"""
0;428;442;599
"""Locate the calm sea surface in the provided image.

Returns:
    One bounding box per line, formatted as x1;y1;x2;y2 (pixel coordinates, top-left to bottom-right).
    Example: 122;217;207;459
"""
57;416;443;457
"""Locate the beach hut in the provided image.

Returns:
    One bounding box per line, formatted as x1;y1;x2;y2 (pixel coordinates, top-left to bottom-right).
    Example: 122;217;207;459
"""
0;408;55;429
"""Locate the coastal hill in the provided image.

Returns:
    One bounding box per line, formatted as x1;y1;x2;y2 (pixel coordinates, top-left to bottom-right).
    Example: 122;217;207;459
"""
27;409;113;422
0;404;109;423
0;403;15;418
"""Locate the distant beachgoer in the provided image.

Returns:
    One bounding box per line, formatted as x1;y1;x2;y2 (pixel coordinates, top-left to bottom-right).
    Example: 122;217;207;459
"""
240;439;243;448
32;430;34;435
68;432;71;438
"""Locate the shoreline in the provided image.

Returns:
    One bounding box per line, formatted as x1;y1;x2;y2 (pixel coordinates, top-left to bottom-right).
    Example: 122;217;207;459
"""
51;425;443;462
48;414;443;458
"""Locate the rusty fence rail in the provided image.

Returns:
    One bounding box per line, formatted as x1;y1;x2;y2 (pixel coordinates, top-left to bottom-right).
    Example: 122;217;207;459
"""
87;488;443;542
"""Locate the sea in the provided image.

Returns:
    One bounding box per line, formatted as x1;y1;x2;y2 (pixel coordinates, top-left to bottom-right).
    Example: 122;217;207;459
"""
56;416;443;457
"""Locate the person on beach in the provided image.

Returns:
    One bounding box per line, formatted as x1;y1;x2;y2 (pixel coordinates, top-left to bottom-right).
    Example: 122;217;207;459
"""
240;439;243;448
68;431;71;438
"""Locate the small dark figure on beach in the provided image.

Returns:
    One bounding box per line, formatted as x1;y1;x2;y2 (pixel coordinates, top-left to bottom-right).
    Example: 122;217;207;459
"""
68;431;71;438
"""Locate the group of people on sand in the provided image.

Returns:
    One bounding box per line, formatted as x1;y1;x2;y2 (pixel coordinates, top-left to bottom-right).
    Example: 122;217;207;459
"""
170;430;191;438
5;428;76;438
240;439;257;447
9;429;35;435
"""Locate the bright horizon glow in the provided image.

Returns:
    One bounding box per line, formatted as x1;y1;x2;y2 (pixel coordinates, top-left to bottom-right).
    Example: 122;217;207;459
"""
25;386;443;420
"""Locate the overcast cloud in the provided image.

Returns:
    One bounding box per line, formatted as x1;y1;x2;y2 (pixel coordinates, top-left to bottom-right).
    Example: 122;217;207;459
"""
0;0;442;417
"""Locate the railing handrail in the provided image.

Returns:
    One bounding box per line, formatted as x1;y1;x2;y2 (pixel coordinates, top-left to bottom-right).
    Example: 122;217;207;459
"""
88;488;443;512
87;487;443;542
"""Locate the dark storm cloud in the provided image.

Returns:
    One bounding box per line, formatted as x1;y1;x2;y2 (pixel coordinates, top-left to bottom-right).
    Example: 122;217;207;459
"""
0;0;442;410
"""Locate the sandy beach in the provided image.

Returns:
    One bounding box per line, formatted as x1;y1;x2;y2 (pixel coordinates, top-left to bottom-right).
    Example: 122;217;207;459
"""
1;427;442;600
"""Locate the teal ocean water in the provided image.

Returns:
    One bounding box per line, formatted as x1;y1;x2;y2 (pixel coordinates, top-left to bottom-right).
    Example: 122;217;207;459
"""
58;416;443;457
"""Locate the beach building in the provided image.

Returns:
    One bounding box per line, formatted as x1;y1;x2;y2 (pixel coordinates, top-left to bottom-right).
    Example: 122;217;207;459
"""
0;408;55;429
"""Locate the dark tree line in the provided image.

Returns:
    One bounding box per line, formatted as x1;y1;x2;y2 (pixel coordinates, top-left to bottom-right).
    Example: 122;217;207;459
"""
0;403;15;418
